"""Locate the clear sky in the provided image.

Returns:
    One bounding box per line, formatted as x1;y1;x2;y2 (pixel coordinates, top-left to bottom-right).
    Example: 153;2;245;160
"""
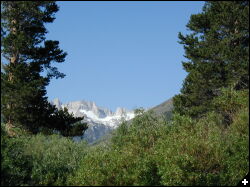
45;1;205;111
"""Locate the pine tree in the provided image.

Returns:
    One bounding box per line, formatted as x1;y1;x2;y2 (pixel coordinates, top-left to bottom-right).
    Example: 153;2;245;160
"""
1;1;87;135
173;1;249;118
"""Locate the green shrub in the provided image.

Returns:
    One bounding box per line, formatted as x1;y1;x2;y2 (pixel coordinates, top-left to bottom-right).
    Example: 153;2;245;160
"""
212;88;249;125
155;115;224;185
154;107;248;186
67;146;162;186
112;110;167;150
68;111;165;186
24;134;87;185
1;124;33;186
222;107;249;185
1;124;87;186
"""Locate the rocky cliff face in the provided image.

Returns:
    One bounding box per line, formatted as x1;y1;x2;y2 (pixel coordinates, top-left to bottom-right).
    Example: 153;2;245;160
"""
51;98;135;143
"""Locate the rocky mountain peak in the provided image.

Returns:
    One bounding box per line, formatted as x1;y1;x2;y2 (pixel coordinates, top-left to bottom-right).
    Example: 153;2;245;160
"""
115;107;127;116
51;98;135;143
52;98;62;109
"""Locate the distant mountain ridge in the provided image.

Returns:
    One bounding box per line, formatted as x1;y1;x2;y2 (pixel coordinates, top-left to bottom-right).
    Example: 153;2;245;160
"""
51;97;173;143
51;98;135;143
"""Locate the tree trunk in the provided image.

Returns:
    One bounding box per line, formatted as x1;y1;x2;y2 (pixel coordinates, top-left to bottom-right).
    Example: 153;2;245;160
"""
7;17;18;126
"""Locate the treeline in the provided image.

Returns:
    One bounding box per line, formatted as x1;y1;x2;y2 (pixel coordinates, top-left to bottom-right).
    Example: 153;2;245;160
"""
1;1;249;186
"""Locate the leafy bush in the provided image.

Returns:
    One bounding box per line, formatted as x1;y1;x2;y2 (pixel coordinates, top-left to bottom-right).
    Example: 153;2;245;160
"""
154;107;248;186
67;111;165;186
112;110;167;150
1;124;33;186
1;124;87;186
222;107;249;184
212;88;249;125
24;134;87;185
67;145;161;186
155;114;225;186
69;99;248;186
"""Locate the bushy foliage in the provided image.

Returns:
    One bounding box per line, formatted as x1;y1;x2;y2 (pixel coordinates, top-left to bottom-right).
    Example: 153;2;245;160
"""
223;107;249;184
1;125;87;186
68;146;162;186
111;109;167;151
25;134;87;185
68;96;248;186
2;91;248;186
212;88;249;125
67;110;165;186
1;124;33;186
155;94;248;186
156;97;248;186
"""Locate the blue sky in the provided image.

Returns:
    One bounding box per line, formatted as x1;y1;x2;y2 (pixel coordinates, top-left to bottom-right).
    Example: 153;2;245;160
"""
45;1;205;111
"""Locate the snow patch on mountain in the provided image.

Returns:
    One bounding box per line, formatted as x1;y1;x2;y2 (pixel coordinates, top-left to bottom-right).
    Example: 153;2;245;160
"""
51;98;135;143
79;108;135;128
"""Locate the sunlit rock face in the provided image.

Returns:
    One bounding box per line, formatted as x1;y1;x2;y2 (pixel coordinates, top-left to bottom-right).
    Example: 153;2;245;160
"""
51;99;135;143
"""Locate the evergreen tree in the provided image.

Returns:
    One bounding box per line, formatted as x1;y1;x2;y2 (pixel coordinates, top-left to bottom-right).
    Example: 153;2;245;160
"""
1;1;87;135
173;1;249;118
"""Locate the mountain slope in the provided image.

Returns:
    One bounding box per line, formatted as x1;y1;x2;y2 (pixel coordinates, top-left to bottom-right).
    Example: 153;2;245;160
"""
149;98;173;119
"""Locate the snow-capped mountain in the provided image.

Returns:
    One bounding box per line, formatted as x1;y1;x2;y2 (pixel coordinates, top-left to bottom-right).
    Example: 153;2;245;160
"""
51;98;135;143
